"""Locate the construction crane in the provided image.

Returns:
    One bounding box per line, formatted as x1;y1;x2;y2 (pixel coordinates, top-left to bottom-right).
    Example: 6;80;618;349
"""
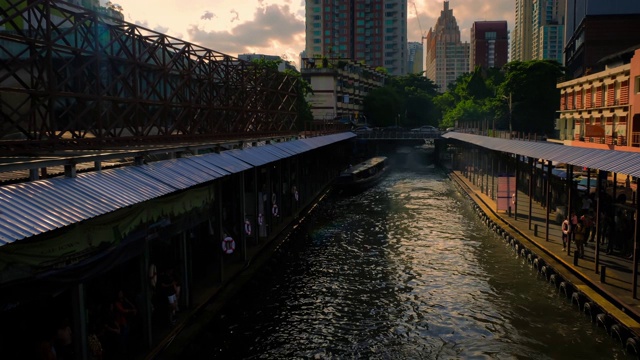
413;1;427;43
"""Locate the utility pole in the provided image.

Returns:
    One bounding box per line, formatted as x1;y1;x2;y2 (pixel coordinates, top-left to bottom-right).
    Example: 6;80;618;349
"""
508;92;513;135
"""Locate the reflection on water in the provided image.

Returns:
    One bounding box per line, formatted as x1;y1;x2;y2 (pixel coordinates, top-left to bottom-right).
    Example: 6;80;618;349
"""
186;167;625;359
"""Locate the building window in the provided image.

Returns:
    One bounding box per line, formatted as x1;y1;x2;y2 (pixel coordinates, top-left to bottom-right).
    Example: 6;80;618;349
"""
636;76;640;94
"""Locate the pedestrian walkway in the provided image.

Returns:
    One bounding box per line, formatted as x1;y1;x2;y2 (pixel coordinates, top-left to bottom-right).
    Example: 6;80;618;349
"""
450;170;640;338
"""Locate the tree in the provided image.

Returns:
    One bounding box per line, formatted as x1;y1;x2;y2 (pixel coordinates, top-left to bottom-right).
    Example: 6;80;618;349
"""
250;58;314;128
362;73;438;128
362;87;402;126
500;60;565;135
433;60;564;134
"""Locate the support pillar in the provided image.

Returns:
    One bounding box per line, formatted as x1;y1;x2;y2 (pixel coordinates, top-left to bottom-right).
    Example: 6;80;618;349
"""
545;161;552;242
72;283;87;360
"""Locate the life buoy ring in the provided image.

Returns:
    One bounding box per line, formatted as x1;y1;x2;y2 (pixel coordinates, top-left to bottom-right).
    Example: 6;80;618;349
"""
294;190;299;202
222;236;236;254
272;204;279;217
562;220;571;235
149;264;157;288
244;220;252;236
258;213;264;225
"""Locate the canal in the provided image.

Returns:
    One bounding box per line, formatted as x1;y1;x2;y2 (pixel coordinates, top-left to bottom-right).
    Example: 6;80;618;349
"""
183;163;627;359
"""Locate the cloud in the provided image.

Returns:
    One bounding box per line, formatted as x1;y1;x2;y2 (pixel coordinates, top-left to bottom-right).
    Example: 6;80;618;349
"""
201;11;215;21
230;9;240;23
187;4;304;59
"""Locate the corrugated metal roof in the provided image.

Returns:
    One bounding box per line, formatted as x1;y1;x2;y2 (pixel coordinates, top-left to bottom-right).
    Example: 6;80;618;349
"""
200;152;254;174
443;132;640;177
225;147;279;166
0;133;354;246
272;139;315;155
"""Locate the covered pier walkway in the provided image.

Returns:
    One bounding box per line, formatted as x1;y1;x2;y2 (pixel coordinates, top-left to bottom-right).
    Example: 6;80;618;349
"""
443;132;640;352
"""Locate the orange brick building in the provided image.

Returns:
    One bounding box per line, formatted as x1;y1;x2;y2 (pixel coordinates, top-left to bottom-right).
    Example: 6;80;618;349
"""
556;47;640;151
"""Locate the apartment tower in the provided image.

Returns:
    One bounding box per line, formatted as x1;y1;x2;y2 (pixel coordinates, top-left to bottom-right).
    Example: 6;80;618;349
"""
511;0;533;61
470;21;509;72
304;0;408;76
532;0;565;63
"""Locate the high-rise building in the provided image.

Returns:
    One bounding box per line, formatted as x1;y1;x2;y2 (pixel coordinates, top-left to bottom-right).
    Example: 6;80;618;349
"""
564;0;640;78
304;0;407;76
425;1;469;92
511;0;533;61
470;21;509;72
532;0;565;63
407;42;423;75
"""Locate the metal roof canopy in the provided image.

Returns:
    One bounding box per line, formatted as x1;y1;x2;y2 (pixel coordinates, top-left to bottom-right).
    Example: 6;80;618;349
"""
0;133;354;246
443;132;640;177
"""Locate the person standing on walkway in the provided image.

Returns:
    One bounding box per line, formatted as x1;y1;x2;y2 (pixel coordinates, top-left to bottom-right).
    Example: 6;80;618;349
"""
570;211;578;243
580;211;593;243
561;216;571;251
574;220;585;258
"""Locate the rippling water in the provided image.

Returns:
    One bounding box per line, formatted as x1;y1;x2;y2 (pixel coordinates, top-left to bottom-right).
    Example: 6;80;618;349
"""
186;167;627;359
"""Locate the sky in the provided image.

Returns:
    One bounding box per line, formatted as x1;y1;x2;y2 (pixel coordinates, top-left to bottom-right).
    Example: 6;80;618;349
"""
102;0;515;70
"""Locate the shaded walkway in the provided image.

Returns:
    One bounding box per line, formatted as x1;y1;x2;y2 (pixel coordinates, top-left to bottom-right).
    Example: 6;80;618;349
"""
450;170;640;340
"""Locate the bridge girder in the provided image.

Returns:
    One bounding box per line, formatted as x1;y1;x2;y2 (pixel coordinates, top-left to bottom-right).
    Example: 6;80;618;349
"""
0;0;299;153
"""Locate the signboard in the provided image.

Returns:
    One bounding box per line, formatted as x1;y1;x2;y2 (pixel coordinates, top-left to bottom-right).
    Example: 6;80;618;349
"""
497;174;516;212
585;124;605;137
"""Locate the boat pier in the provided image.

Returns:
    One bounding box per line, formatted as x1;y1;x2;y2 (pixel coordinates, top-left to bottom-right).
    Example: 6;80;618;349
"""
444;132;640;355
0;134;354;359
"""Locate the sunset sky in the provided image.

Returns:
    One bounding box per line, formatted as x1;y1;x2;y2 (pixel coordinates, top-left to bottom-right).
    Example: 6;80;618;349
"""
103;0;515;69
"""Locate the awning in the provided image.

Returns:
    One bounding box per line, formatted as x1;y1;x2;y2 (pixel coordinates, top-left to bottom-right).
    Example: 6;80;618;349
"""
0;133;355;246
442;132;640;178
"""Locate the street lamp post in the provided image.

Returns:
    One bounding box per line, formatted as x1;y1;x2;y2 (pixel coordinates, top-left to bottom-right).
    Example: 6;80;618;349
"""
508;92;513;136
501;93;513;138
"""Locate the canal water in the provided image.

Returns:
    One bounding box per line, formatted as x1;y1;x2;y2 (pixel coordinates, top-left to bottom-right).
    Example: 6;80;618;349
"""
184;163;627;359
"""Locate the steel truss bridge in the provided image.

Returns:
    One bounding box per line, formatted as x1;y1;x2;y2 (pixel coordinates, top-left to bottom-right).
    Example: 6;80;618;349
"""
0;0;311;154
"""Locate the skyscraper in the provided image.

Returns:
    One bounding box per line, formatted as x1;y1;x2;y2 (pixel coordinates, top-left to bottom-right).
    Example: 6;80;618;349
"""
532;0;565;63
304;0;407;76
470;21;509;72
407;41;423;75
511;0;533;61
425;1;469;92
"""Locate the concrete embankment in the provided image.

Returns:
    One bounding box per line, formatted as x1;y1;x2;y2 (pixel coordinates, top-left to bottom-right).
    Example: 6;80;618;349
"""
449;170;640;357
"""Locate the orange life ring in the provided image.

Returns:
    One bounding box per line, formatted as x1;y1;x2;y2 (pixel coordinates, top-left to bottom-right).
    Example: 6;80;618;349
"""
244;220;252;236
222;236;236;254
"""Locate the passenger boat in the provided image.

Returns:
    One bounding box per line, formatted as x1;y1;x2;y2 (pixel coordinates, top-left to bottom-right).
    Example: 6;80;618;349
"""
334;156;388;193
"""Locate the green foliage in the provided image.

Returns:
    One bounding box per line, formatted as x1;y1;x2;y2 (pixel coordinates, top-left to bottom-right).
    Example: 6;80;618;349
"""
498;60;565;134
251;58;313;127
363;87;402;126
362;73;438;128
435;60;564;135
250;57;282;71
